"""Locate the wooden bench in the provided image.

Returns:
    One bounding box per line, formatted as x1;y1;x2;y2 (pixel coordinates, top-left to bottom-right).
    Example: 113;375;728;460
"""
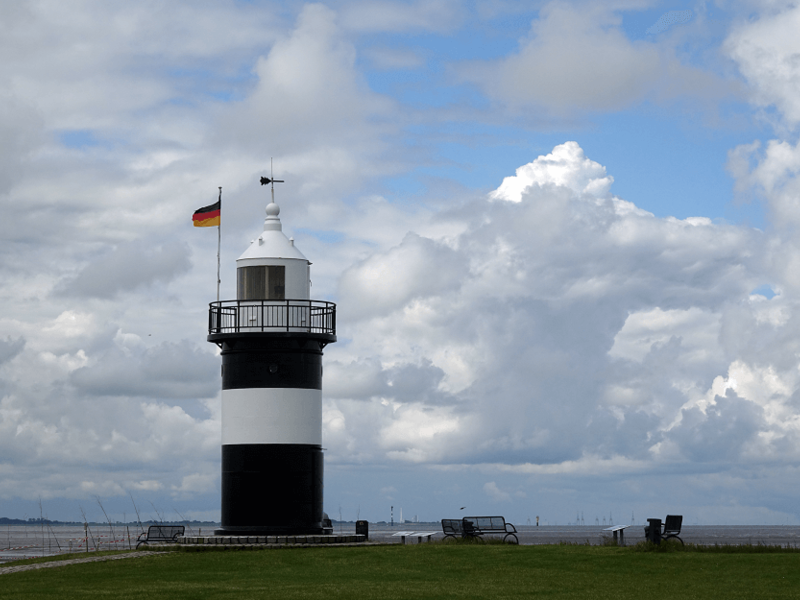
464;516;519;544
644;515;683;545
662;515;683;545
441;519;466;539
442;517;518;544
136;525;185;548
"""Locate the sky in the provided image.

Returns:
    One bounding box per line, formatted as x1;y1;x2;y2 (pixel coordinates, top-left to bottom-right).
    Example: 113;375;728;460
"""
2;0;800;527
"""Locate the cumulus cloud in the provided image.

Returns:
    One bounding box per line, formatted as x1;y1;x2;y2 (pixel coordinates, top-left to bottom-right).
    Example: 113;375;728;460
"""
340;0;462;33
214;3;397;202
5;1;800;525
0;0;282;131
490;141;613;201
55;241;192;299
339;232;467;319
70;338;219;399
0;0;403;519
0;336;25;365
326;141;797;479
725;4;800;128
484;481;511;502
668;389;766;462
727;138;800;234
457;4;731;115
0;94;44;193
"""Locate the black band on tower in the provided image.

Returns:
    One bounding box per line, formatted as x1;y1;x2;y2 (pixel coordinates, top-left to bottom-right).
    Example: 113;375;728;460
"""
220;337;323;390
219;444;323;534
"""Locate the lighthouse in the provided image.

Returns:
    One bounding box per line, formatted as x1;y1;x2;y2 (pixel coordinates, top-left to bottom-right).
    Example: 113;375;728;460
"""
207;180;336;535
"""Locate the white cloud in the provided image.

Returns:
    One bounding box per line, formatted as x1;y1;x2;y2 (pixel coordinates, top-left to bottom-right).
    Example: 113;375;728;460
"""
490;141;613;201
0;94;44;193
483;481;511;502
214;2;398;201
340;0;462;33
339;232;467;319
457;4;733;115
70;339;219;399
0;0;282;130
55;241;192;299
0;1;406;518
3;1;800;525
725;4;800;129
324;140;800;485
728;138;800;230
609;307;722;364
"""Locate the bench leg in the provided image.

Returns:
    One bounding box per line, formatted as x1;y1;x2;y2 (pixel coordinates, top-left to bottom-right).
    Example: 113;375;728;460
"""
663;534;684;546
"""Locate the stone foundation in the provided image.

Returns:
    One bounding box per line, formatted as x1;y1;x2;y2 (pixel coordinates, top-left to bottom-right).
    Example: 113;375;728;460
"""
180;534;366;546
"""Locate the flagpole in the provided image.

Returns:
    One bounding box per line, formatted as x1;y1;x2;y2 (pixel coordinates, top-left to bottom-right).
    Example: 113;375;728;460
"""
217;186;222;303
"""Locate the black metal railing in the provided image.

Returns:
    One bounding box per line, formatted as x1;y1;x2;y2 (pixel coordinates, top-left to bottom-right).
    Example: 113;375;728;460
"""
208;299;336;336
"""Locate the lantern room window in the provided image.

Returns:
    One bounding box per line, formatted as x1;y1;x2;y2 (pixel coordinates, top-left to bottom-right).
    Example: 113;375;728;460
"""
237;266;285;300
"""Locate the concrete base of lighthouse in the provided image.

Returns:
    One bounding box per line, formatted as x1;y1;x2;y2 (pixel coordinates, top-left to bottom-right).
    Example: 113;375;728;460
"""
181;534;367;546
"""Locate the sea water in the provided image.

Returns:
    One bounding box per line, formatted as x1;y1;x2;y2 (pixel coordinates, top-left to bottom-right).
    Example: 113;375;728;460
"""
3;523;799;564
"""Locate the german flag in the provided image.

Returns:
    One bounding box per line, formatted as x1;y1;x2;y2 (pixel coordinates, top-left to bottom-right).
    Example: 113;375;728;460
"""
193;200;220;227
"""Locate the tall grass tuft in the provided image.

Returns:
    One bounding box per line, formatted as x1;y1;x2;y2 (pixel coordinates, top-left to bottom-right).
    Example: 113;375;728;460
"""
633;540;800;553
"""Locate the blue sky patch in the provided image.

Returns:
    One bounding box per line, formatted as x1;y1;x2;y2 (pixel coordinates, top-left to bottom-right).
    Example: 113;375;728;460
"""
751;284;777;299
59;129;101;149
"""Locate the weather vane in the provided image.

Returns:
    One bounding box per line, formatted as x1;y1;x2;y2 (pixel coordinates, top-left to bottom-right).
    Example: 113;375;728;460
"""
260;158;284;204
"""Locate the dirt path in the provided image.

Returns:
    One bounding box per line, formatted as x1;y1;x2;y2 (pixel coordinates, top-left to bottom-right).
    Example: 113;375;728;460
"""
0;551;169;575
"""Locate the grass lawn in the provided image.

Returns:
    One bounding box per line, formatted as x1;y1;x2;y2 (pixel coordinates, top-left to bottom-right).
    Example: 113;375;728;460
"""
2;543;799;599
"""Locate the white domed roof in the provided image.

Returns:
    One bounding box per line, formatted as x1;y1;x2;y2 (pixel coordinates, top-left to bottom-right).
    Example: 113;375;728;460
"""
237;201;308;261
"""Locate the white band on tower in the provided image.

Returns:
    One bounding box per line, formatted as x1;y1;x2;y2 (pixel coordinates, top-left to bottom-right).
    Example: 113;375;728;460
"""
221;388;322;445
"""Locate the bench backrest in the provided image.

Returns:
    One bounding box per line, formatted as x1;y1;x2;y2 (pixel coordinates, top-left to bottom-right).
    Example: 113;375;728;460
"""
663;515;682;534
147;525;185;540
463;516;506;531
441;519;464;535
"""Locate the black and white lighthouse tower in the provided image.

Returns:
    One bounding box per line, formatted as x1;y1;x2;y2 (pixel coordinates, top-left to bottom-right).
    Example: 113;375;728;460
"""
207;179;336;535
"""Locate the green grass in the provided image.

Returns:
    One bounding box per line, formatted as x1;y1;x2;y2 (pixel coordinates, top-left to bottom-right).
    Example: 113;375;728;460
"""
2;543;800;599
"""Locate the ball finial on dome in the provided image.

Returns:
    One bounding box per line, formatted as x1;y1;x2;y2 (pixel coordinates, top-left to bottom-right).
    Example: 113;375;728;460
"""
260;170;284;231
264;200;282;231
